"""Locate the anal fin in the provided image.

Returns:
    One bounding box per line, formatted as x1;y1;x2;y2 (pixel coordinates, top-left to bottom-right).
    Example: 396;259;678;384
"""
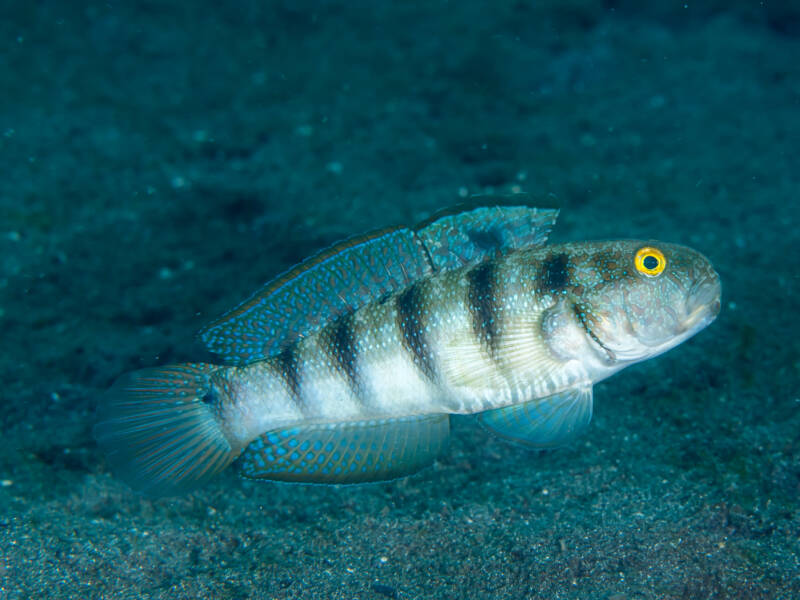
238;414;449;484
477;386;593;448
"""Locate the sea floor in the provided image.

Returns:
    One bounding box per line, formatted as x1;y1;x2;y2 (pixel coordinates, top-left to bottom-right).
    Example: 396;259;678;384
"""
1;2;798;599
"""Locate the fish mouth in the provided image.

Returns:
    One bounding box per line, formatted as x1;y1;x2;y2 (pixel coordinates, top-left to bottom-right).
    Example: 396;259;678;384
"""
681;300;720;334
681;273;722;334
615;272;721;362
583;270;721;366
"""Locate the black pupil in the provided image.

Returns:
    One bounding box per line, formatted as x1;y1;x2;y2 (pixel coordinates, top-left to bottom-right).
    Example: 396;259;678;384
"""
643;255;659;270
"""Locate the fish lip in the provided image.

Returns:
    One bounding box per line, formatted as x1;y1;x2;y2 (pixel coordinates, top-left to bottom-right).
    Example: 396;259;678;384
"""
584;271;721;364
681;299;719;332
682;274;722;333
629;275;721;357
634;305;717;360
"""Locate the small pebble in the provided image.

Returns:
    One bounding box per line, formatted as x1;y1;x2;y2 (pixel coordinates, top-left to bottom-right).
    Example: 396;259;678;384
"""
371;583;398;599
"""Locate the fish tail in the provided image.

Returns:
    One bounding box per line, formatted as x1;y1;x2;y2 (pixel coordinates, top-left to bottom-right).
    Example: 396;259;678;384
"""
94;363;238;496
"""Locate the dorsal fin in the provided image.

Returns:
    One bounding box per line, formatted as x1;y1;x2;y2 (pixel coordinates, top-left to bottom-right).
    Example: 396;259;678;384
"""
200;202;559;364
415;200;559;270
199;228;432;364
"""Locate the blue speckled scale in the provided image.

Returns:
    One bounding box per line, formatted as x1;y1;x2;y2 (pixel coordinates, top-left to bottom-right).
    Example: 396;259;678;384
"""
199;228;432;364
236;414;450;484
200;202;558;364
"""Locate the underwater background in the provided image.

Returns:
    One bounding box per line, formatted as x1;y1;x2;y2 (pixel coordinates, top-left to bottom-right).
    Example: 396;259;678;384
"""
1;1;798;598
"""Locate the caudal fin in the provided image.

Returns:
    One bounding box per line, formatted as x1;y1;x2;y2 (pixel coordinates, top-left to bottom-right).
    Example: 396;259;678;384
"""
94;363;238;496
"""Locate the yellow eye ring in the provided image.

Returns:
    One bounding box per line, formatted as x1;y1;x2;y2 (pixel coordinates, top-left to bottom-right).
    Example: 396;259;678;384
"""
634;246;666;277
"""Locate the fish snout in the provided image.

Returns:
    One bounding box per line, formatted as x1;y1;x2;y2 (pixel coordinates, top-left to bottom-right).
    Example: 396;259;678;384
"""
683;269;722;331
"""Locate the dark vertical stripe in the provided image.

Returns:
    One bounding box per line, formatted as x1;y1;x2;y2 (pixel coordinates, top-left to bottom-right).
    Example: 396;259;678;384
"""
326;313;361;395
540;252;570;294
395;283;437;381
467;261;500;354
273;346;303;407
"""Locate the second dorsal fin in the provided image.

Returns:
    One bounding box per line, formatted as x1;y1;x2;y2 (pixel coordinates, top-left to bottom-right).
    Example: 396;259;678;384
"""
199;228;432;364
200;202;559;364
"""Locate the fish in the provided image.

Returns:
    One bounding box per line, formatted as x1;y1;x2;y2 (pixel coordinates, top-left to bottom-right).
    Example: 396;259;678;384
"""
94;202;721;496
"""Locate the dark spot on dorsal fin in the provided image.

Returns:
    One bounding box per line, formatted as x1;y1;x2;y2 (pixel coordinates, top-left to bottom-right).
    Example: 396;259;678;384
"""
466;226;504;253
540;252;570;294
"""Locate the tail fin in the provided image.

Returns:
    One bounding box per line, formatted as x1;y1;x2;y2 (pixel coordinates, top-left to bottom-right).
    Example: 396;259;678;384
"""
94;363;238;497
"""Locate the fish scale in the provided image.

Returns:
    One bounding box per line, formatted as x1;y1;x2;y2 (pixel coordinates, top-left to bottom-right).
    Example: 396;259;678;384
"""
95;201;721;496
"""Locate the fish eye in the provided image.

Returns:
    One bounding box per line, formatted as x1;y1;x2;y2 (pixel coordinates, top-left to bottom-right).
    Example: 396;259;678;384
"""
634;246;666;277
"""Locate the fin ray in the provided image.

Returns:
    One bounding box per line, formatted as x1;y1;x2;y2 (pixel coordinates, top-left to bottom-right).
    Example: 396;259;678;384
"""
94;363;238;496
415;201;559;270
478;386;593;448
237;414;449;484
201;203;559;364
200;228;432;363
439;309;559;390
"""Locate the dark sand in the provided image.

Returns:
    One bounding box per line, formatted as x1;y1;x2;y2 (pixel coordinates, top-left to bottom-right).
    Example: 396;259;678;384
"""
1;2;798;598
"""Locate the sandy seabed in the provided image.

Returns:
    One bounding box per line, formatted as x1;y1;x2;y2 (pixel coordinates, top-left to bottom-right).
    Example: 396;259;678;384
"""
1;2;798;599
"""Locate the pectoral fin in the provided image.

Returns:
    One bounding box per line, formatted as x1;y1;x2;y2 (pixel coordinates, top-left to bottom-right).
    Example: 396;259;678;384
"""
477;386;593;448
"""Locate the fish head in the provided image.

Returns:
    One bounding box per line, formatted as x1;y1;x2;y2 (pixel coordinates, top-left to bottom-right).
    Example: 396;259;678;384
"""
545;240;721;368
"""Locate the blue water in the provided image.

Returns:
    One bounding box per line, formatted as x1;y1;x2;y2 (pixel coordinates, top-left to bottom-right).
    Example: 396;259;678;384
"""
1;2;798;598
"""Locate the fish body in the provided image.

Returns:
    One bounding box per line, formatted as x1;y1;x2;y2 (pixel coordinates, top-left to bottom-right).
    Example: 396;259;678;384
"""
96;204;721;496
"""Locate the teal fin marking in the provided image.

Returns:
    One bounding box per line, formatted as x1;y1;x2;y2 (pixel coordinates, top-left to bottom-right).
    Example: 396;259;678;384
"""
477;386;593;448
201;203;559;364
237;414;450;484
200;228;433;364
415;201;559;270
94;363;238;497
